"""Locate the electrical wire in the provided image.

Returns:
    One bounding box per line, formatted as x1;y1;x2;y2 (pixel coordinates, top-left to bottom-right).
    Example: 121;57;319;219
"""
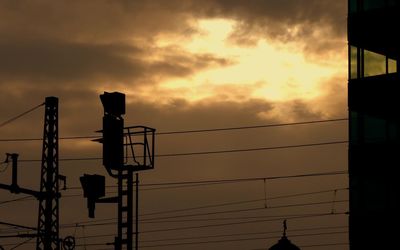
16;140;348;163
70;220;348;248
140;187;348;217
138;200;349;223
0;221;36;231
0;102;44;129
73;225;348;241
65;171;348;190
1;174;347;208
55;187;347;229
9;237;34;250
249;242;349;250
134;231;349;248
299;242;349;248
0;118;348;142
63;209;347;231
0;196;32;206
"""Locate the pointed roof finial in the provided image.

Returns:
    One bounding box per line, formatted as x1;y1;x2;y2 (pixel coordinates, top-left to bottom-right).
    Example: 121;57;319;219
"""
283;219;287;237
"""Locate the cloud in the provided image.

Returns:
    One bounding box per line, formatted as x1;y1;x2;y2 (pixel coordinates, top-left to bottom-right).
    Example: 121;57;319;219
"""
191;0;347;57
0;39;145;83
1;0;346;52
0;38;232;89
0;0;346;95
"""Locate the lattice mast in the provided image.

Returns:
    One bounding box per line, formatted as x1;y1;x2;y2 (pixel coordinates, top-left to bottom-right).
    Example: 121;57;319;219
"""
36;97;60;250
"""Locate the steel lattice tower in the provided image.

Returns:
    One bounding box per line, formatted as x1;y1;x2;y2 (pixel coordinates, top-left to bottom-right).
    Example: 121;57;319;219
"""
36;97;60;250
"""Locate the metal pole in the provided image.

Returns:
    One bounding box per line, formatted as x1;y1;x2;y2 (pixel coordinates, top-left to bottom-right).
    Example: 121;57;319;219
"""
127;170;133;250
117;169;122;250
11;154;18;188
135;173;139;250
37;96;60;250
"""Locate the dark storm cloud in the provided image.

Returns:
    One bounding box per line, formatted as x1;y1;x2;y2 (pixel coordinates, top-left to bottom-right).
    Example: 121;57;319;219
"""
0;39;144;83
0;38;232;85
190;0;347;56
1;0;346;49
0;0;346;88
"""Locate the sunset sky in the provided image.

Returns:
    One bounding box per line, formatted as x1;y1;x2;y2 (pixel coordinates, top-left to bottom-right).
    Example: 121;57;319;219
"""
0;1;349;249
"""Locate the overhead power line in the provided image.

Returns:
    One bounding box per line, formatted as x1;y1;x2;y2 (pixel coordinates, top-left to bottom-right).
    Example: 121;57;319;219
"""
64;171;347;190
52;186;347;229
16;140;348;163
0;117;348;142
65;213;348;248
0;221;36;231
0;196;32;205
249;242;349;250
9;237;35;250
156;118;348;135
139;200;349;223
130;230;349;248
1;172;347;207
0;102;44;129
61;204;347;230
73;225;348;241
140;187;348;217
154;140;348;158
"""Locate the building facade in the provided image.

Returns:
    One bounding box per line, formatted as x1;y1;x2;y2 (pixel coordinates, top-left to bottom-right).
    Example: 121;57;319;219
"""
348;0;400;248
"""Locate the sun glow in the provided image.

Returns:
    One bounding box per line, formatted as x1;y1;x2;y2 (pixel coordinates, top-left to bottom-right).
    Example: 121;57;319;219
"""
125;18;345;105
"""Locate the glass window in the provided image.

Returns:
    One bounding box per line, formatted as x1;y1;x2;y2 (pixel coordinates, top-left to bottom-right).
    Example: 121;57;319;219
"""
388;121;399;142
350;46;358;79
364;50;386;77
386;0;399;8
364;114;387;143
349;0;358;13
350;111;359;145
363;0;385;11
388;58;397;74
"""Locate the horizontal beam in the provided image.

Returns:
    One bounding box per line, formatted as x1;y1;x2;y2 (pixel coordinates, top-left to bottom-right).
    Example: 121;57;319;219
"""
0;183;42;198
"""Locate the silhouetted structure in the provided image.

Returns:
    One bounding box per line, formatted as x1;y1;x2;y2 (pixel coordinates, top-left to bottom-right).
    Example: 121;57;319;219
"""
269;221;300;250
81;92;155;250
0;97;69;249
348;0;400;249
36;97;61;250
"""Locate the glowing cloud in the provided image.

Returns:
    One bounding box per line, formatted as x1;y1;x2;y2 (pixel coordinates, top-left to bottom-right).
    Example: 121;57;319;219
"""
129;18;345;106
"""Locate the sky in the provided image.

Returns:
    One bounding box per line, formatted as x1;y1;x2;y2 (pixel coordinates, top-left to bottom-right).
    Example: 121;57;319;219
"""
0;1;349;249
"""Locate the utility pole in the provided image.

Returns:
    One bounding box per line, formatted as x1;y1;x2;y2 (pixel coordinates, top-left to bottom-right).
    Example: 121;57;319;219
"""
36;96;60;250
81;92;155;250
0;97;69;250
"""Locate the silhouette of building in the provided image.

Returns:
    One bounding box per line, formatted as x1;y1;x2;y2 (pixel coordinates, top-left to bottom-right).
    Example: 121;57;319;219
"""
348;0;400;249
268;220;300;250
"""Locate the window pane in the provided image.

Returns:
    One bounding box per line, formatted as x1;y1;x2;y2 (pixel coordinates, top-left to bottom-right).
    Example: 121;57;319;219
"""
364;115;386;143
349;0;358;13
350;111;359;144
388;121;399;141
388;58;397;74
387;0;399;7
364;0;385;11
364;50;386;77
350;46;358;79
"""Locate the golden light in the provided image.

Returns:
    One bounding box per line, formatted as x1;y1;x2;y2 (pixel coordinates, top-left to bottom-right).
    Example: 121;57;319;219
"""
109;18;346;107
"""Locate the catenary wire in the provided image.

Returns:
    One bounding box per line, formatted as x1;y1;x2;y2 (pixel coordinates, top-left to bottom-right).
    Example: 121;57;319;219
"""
0;102;44;129
52;186;347;229
15;140;348;163
71;230;348;248
3;204;346;233
1;173;347;207
0;118;348;142
74;225;348;242
137;231;349;248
